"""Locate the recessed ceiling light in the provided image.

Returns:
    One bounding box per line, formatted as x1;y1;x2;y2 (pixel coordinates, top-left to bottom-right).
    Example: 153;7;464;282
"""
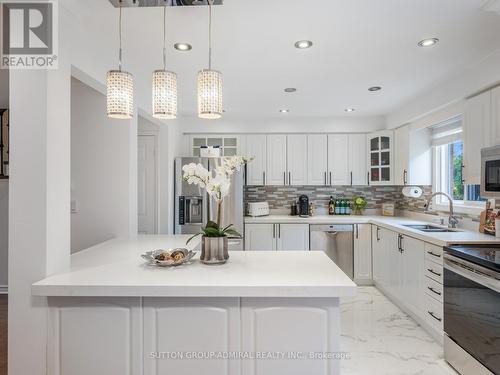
284;88;297;93
417;38;439;47
279;109;290;113
294;40;313;49
345;108;355;112
368;86;382;92
174;43;192;51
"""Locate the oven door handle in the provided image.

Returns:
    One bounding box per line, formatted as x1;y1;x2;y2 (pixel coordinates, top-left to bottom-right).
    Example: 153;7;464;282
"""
444;255;500;294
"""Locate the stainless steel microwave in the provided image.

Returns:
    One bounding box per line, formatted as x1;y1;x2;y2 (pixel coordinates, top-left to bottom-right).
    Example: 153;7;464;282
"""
481;145;500;198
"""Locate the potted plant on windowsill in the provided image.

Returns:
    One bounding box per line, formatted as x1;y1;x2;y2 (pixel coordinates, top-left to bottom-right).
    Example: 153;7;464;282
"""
183;156;252;264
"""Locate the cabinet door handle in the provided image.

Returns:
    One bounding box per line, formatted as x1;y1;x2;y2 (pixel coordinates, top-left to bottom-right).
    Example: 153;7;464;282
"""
403;169;408;185
397;234;401;252
376;227;380;242
367;171;370;186
324;172;327;186
289;172;291;186
400;235;404;253
428;311;442;322
284;171;286;185
350;172;353;186
263;171;266;186
427;286;442;296
278;224;281;238
427;251;441;258
355;224;359;239
329;172;332;186
427;268;442;277
273;224;275;238
461;164;465;184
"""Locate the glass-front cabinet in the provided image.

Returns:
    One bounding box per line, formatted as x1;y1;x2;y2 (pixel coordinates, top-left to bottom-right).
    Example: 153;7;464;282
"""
367;130;394;185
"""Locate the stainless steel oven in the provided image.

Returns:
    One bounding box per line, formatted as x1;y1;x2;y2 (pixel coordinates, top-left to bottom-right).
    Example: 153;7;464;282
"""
481;145;500;198
443;246;500;375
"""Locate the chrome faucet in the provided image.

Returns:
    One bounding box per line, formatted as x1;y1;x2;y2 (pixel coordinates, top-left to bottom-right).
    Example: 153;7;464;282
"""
424;192;459;228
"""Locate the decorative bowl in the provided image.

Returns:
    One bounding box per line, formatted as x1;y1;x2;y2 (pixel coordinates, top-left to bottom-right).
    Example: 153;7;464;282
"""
141;248;196;267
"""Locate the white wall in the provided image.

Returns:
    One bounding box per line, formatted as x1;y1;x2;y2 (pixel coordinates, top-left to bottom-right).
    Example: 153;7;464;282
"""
180;115;385;134
387;49;500;128
0;180;7;287
71;78;137;252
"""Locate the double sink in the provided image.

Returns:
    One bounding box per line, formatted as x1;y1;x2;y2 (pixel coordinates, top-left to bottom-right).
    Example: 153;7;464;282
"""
402;224;460;233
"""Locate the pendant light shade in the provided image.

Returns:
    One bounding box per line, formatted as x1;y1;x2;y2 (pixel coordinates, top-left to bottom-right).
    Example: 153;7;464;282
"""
152;6;177;119
107;70;134;119
197;69;222;119
153;70;177;119
198;0;222;119
107;4;134;120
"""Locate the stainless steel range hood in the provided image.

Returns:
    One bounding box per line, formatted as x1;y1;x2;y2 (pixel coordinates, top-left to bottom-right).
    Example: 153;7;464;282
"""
108;0;222;7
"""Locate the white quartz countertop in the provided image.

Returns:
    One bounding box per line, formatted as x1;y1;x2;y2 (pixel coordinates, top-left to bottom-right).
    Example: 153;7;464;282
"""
245;214;500;247
32;235;356;298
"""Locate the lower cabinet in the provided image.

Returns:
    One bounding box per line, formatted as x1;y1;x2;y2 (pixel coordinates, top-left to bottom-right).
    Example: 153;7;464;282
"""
244;223;309;251
353;224;372;284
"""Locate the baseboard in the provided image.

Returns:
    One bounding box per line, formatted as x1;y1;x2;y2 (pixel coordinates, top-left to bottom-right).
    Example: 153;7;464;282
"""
0;285;7;294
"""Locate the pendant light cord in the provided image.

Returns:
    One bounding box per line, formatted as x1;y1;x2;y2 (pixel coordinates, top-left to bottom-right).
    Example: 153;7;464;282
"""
118;2;123;71
208;0;213;70
162;4;167;70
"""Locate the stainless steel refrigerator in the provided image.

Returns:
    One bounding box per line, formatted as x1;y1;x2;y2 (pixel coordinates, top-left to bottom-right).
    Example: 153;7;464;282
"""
174;157;245;250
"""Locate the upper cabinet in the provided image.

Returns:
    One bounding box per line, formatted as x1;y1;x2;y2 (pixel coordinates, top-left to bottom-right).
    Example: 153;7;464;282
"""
394;125;431;186
266;135;287;185
188;134;243;157
463;91;492;185
491;86;500;147
367;130;393;185
245;135;267;185
328;134;350;185
349;134;368;185
307;134;328;186
287;135;308;185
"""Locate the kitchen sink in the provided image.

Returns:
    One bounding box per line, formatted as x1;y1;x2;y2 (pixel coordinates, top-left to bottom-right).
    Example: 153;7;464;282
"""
402;224;459;233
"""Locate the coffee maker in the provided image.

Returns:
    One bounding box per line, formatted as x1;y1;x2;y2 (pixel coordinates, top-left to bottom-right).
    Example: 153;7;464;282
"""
298;195;309;217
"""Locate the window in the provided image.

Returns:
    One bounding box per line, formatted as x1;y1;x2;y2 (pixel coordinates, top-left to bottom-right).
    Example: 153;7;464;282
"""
432;117;485;213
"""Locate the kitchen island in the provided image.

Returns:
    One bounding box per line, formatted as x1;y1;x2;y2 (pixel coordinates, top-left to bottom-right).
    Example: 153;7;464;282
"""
33;235;356;375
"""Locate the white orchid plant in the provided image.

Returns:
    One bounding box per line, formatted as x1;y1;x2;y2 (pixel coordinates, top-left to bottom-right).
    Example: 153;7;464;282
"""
182;156;252;244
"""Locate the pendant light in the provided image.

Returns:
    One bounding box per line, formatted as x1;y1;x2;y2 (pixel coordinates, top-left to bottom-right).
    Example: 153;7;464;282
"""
152;4;177;119
197;0;222;119
107;2;134;119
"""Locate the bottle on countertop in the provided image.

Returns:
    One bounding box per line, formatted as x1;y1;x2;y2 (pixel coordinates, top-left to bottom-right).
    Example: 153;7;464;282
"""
334;197;341;215
346;199;352;215
340;198;346;215
328;196;335;215
309;202;315;216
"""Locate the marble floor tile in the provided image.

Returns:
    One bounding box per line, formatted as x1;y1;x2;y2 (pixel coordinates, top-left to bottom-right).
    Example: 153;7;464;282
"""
340;287;457;375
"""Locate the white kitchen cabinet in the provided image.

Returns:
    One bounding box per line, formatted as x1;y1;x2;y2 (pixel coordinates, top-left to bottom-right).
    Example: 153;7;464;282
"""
328;134;349;185
463;91;492;185
307;134;328;185
245;135;267;185
367;130;394;185
394;125;432;186
187;134;243;157
266;135;287;185
244;223;276;250
287;135;308;185
353;224;372;284
349;134;368;185
400;235;425;316
277;224;309;251
372;226;398;288
244;223;309;251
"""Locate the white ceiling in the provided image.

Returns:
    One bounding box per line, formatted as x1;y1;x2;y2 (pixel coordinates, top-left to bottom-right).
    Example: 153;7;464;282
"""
109;0;500;119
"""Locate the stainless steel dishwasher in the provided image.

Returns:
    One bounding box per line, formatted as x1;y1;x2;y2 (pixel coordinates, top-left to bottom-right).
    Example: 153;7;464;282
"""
310;224;354;279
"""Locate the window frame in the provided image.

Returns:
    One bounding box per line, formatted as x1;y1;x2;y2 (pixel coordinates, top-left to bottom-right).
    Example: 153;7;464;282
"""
432;139;485;215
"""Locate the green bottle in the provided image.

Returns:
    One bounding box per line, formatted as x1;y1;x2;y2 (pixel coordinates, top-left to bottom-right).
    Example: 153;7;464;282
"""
334;197;341;215
340;198;346;215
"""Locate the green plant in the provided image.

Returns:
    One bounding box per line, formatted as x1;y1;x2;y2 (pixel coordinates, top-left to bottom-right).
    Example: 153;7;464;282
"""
186;220;241;244
352;196;368;211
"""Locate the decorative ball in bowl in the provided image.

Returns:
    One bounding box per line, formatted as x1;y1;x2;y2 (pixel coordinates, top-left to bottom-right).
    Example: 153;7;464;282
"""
141;248;196;267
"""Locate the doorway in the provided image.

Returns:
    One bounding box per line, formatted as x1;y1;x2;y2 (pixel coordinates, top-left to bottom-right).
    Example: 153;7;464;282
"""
138;134;158;234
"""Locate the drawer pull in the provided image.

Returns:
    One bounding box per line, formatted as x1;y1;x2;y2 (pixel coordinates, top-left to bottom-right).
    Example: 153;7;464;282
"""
428;311;442;322
427;268;441;277
427;286;442;296
427;251;441;258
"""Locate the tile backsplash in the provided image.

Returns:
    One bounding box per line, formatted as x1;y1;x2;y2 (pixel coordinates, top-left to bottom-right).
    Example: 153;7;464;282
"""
245;185;436;214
